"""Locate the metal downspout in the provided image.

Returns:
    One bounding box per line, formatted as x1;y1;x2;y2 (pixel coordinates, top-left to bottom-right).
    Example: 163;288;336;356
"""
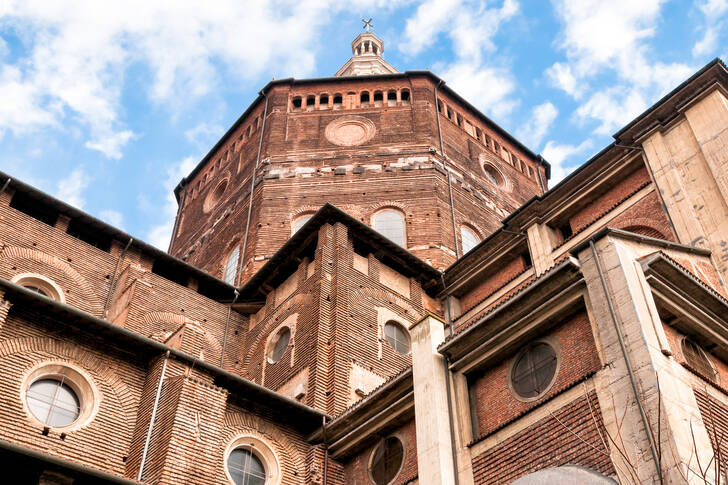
441;273;461;485
590;241;663;483
322;415;328;485
137;350;170;482
103;237;133;318
220;289;240;367
236;91;270;286
434;81;461;259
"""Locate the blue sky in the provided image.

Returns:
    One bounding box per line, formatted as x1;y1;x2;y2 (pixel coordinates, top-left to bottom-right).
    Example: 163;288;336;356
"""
0;0;725;249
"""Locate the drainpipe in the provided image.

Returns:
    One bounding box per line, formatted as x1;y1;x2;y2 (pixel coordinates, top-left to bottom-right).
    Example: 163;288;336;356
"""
322;415;328;485
236;91;270;286
220;289;240;367
103;237;133;318
590;241;663;483
137;350;170;482
440;272;461;485
433;81;461;259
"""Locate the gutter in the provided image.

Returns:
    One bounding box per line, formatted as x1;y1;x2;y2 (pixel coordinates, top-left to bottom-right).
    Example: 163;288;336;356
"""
0;277;328;424
0;437;141;484
434;79;461;259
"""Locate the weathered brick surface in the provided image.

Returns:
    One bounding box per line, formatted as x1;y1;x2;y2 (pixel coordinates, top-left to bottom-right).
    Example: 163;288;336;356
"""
468;311;602;439
695;389;728;477
457;254;529;316
471;391;615;484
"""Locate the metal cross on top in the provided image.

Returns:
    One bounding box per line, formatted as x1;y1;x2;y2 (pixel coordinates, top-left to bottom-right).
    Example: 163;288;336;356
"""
362;18;373;32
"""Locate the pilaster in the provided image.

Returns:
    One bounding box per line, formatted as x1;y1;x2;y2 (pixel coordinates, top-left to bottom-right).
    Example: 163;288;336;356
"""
526;222;558;275
410;314;456;485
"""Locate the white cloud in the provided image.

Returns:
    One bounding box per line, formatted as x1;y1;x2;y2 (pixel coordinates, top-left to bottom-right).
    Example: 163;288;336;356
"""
547;0;694;135
55;167;90;209
146;155;198;249
693;0;728;58
185;122;225;149
1;0;411;159
542;139;593;183
516;102;558;149
99;209;124;228
85;130;135;159
400;0;520;117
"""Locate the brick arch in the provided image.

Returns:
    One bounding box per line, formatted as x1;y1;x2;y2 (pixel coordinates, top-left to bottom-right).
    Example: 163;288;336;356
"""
0;336;137;431
221;412;307;484
243;293;311;370
0;245;103;313
619;223;666;240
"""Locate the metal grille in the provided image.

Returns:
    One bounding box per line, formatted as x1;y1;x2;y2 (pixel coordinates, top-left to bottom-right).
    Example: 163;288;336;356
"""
384;321;410;354
26;378;80;427
682;338;717;382
227;448;266;485
373;210;405;247
371;437;404;485
511;343;558;398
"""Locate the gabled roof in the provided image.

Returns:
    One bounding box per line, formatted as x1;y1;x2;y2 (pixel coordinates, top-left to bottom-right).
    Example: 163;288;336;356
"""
235;203;444;305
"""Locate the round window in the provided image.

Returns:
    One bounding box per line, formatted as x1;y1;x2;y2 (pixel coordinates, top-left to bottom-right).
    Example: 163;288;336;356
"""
11;273;64;302
268;327;291;364
203;178;228;213
26;378;80;427
511;342;558;399
227;448;266;485
384;321;410;354
482;164;501;185
370;437;404;485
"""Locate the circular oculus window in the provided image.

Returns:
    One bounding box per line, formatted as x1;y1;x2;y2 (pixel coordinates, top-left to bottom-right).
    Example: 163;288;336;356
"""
370;436;404;485
22;362;99;431
203;178;229;213
325;116;376;146
510;342;558;400
267;327;291;364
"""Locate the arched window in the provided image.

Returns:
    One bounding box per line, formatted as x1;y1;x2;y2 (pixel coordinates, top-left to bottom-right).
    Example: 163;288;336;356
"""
306;95;315;112
360;91;370;107
400;89;410;105
268;327;291;363
223;246;240;285
682;338;717;382
333;94;342;110
461;226;479;254
387;90;397;107
384;321;410;354
373;209;405;247
373;91;383;107
12;273;64;302
291;97;302;112
319;94;329;110
292;214;313;235
227;448;266;485
370;437;404;485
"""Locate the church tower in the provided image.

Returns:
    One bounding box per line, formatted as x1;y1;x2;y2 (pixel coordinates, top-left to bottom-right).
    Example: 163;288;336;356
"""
168;26;549;286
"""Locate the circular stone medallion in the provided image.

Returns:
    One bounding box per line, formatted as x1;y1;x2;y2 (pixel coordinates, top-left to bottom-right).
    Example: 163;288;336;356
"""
325;115;376;146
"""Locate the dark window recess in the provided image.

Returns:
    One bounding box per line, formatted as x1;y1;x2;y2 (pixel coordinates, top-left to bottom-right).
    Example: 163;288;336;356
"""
401;89;410;102
387;91;397;101
373;91;383;102
292;97;302;110
320;94;329;106
522;251;532;268
360;92;370;103
370;437;404;485
333;94;342;105
511;342;558;398
151;258;189;287
9;192;59;227
66;219;112;252
682;338;717;382
558;223;573;240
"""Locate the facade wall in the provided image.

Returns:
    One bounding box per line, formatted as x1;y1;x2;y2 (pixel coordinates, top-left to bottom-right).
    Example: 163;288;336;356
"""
471;391;615;485
468;311;602;439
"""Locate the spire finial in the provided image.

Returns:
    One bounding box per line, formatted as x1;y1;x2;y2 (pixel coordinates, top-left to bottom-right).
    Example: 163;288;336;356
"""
362;18;373;33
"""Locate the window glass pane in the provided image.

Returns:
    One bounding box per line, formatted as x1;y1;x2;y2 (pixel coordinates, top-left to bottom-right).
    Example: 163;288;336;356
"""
511;343;557;398
23;285;48;297
293;215;312;234
27;379;80;427
373;210;405;246
461;227;479;254
270;328;291;363
228;449;265;485
384;321;409;354
371;437;404;485
224;246;240;285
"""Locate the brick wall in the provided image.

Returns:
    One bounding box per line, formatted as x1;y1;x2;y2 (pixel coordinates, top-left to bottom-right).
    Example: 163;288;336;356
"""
468;311;602;439
471;390;615;484
457;254;529;316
